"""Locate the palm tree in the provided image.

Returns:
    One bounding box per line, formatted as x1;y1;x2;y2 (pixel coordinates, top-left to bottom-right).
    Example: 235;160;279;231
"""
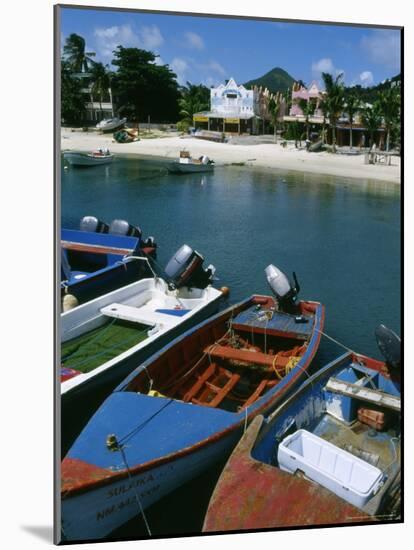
319;97;329;144
298;98;314;142
377;87;400;151
63;33;96;73
361;103;382;150
268;93;282;143
179;82;210;126
345;93;361;150
90;62;111;119
321;72;345;153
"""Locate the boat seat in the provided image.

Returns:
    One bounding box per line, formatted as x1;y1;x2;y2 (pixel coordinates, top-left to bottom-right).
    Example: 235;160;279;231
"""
240;379;275;410
325;377;400;412
100;303;181;327
183;364;241;408
204;344;274;367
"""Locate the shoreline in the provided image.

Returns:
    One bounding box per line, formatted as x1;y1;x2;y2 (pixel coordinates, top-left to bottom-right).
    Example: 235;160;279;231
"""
61;129;401;185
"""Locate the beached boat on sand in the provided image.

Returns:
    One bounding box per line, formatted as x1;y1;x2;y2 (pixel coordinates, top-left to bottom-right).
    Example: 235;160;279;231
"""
61;265;324;540
96;117;127;132
168;150;214;174
203;326;401;532
64;150;114;167
61;216;157;309
60;245;221;452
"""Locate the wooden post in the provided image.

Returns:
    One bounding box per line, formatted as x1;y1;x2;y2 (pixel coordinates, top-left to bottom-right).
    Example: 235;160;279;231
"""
223;118;225;133
238;118;241;135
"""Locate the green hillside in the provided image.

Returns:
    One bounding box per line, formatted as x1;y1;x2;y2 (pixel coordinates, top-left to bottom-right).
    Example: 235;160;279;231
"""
244;67;295;93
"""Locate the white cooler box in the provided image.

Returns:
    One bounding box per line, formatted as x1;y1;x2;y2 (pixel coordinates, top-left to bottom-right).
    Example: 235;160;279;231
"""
278;429;384;509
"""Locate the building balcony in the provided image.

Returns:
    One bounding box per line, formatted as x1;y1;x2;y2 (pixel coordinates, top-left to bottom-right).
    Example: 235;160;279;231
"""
85;101;113;111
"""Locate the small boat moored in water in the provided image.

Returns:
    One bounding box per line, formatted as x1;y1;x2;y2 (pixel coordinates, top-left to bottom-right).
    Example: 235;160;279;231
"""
61;216;157;309
203;326;401;532
167;150;215;174
64;149;114;167
61;265;324;540
60;244;222;452
96;117;127;132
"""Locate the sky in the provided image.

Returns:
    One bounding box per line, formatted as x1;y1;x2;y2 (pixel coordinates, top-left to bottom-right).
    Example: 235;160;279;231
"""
60;6;401;89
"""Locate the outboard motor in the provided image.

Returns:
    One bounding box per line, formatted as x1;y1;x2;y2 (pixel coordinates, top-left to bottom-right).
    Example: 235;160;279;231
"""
142;236;157;249
79;216;109;233
265;264;300;313
108;219;142;238
375;324;401;371
164;244;215;289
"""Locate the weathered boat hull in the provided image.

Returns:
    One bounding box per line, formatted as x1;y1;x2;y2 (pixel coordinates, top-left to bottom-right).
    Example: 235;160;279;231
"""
203;352;401;532
61;428;239;541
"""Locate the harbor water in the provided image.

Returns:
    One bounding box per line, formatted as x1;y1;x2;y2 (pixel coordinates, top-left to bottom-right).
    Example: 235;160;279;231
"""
61;154;400;538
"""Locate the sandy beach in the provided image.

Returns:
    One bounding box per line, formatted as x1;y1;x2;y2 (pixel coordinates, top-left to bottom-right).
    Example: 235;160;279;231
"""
61;128;401;184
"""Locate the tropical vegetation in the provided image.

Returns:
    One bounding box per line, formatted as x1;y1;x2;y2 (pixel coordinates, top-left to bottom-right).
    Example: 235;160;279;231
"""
178;82;210;131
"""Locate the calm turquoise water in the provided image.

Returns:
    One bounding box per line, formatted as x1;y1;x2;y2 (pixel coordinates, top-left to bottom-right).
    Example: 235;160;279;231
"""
61;154;401;538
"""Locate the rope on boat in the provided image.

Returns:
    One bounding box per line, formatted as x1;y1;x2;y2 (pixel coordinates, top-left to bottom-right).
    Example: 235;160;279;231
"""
315;328;355;354
244;406;249;433
107;436;152;536
118;398;175;446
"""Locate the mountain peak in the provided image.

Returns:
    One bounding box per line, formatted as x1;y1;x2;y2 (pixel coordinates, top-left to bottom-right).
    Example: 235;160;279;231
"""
244;67;295;93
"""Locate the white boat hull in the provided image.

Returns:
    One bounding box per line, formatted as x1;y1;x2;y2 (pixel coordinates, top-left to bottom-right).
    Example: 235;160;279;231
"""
64;152;113;166
167;161;214;174
61;427;239;541
96;118;127;132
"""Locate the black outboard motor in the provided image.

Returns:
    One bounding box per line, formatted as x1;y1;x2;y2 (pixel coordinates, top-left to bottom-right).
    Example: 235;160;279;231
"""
375;324;401;371
164;244;215;289
142;236;157;249
265;264;300;313
108;219;142;238
80;216;109;233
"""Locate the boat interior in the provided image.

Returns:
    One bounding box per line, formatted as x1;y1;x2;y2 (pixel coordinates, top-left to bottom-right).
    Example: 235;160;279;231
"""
61;282;216;377
252;361;401;516
125;298;318;413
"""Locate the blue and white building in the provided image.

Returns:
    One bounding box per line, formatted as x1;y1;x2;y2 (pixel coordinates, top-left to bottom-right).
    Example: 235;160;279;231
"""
194;78;264;135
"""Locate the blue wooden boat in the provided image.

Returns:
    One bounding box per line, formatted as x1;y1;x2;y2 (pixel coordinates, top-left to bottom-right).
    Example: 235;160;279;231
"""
61;216;157;309
61;265;325;540
203;331;401;532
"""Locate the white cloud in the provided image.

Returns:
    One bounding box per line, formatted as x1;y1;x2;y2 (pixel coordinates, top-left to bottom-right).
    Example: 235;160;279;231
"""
139;25;164;50
152;55;165;66
170;57;189;84
311;58;335;76
183;31;204;50
206;60;226;76
359;70;374;86
361;30;400;71
93;24;164;61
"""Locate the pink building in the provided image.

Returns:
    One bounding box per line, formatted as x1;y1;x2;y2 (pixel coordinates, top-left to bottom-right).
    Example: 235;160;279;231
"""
289;81;324;117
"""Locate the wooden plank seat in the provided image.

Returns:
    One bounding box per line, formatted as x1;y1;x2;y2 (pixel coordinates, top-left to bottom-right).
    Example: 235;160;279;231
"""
182;363;241;408
325;377;401;412
61;240;132;256
204;344;302;371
